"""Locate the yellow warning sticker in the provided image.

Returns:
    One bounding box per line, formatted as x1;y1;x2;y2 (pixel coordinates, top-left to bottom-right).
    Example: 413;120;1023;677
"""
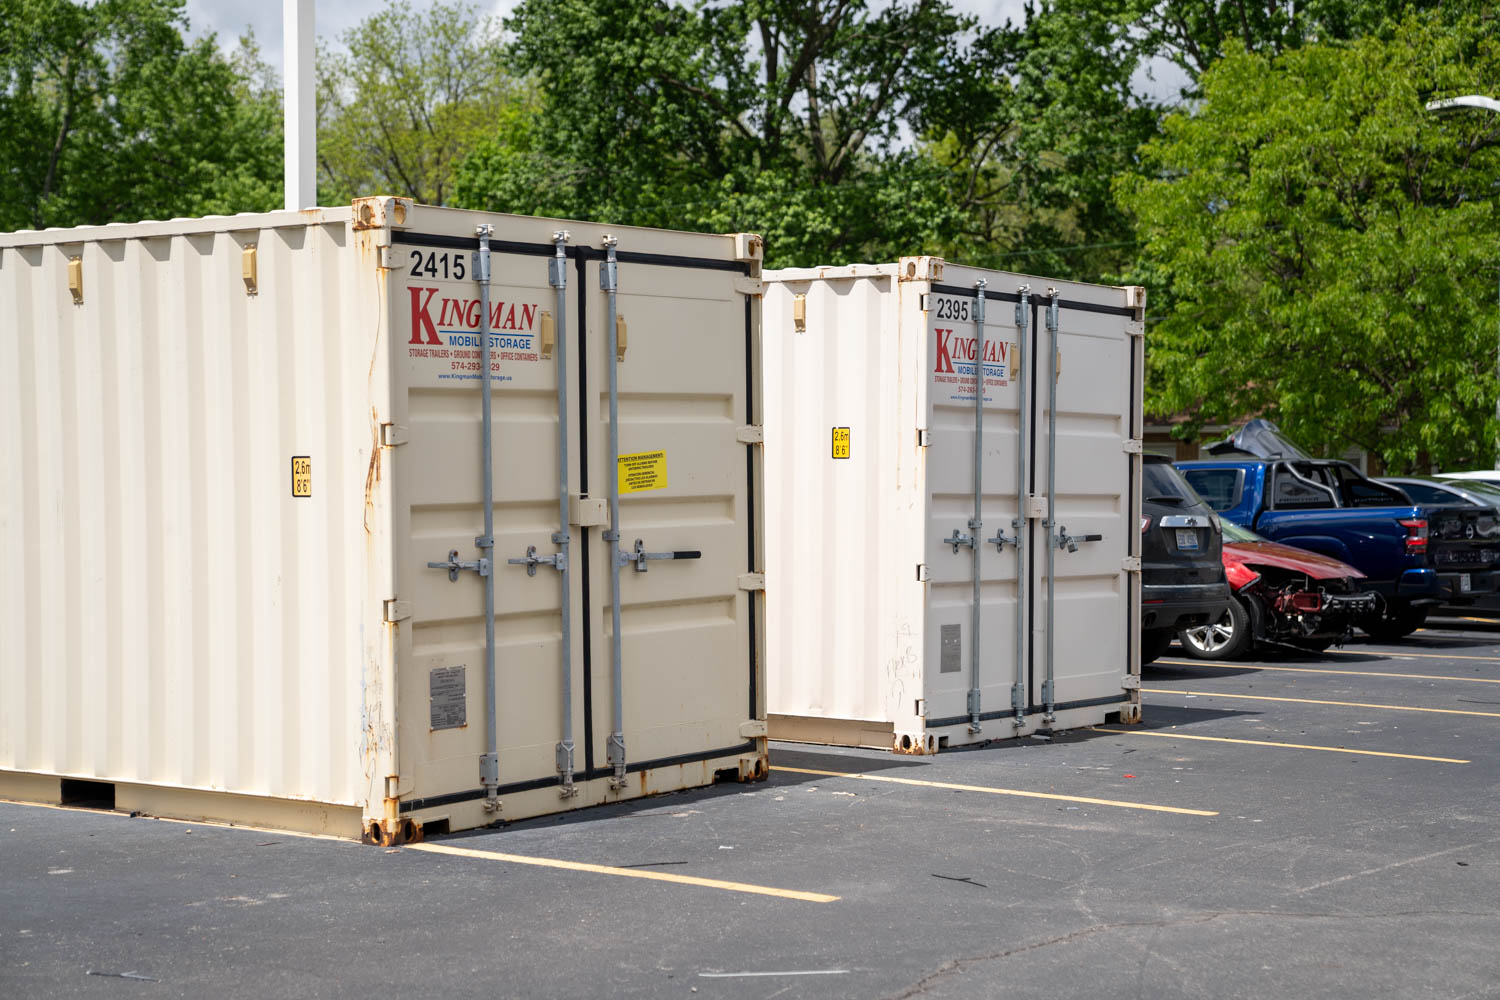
832;427;851;460
618;450;667;494
291;456;312;497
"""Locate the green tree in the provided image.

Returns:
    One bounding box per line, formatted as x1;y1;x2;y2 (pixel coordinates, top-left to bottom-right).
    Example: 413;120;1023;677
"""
0;0;282;230
316;1;535;205
916;2;1157;282
454;0;974;266
1117;13;1500;471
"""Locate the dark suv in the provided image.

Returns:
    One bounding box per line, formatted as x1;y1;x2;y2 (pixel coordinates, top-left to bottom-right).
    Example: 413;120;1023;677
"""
1142;455;1230;663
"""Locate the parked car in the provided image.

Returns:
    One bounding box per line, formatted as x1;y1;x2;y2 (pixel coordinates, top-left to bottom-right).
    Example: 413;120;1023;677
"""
1141;454;1230;664
1177;420;1500;640
1435;470;1500;491
1176;520;1379;660
1378;477;1500;616
1377;476;1500;509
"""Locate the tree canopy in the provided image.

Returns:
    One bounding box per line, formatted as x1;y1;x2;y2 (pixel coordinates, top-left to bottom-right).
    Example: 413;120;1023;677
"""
454;0;976;266
1118;12;1500;470
4;0;1500;466
316;1;534;206
0;0;281;231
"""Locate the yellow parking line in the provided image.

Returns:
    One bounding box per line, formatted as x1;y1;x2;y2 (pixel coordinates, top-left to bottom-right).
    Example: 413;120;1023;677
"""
406;842;839;903
1142;688;1500;719
1322;648;1500;663
772;766;1217;817
1091;728;1470;763
1157;659;1500;685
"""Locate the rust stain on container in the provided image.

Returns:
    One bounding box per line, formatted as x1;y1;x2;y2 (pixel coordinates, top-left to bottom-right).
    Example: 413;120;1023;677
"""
364;410;382;535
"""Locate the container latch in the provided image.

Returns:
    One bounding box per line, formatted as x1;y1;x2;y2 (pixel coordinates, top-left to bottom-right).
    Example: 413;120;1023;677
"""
622;539;702;572
427;546;490;581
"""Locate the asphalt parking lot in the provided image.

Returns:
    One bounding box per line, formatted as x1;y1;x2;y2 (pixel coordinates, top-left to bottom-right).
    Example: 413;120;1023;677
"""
6;620;1500;999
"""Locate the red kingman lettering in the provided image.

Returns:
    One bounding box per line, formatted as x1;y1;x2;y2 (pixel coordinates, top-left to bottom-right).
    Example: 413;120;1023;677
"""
935;328;955;374
409;287;441;345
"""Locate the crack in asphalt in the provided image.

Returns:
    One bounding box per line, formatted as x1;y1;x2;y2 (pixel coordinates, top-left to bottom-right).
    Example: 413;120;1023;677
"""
881;910;1500;999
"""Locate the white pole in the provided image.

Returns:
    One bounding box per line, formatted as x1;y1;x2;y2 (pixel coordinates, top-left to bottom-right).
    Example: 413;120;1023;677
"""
283;0;315;211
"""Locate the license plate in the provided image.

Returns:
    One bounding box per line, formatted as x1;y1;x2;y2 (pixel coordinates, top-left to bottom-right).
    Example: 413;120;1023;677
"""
1461;573;1472;593
1175;528;1199;550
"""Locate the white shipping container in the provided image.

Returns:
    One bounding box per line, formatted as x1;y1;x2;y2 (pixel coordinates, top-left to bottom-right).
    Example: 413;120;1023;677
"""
0;198;767;841
763;259;1143;751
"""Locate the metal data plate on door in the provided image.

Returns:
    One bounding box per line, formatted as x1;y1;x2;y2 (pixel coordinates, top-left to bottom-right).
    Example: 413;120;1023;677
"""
940;624;961;673
429;665;467;731
1175;528;1199;551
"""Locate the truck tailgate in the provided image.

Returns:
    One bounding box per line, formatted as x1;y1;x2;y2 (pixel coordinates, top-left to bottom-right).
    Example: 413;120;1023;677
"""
1426;505;1500;570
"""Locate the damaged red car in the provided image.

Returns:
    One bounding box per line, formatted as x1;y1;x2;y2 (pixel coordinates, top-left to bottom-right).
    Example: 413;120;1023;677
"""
1176;521;1379;660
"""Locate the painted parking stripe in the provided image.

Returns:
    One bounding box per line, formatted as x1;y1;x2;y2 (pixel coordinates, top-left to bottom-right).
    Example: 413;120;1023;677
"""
1322;648;1500;664
1091;728;1470;763
1157;659;1500;685
1142;688;1500;719
772;766;1218;816
406;842;839;903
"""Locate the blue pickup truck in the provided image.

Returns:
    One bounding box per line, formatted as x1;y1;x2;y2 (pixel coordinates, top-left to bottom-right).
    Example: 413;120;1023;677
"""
1177;421;1500;640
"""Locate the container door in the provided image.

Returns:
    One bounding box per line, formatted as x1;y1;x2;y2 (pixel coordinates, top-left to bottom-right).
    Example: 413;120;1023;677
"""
922;281;1029;734
1028;291;1137;718
397;238;579;806
579;245;757;784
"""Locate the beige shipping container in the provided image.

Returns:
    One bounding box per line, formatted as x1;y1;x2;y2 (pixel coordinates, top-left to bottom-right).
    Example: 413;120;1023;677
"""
763;259;1143;752
0;198;767;842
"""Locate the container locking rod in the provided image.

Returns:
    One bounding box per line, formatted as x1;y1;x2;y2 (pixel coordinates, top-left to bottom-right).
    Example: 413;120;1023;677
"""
1012;286;1032;728
1043;289;1062;723
967;278;987;736
476;224;501;809
602;235;628;789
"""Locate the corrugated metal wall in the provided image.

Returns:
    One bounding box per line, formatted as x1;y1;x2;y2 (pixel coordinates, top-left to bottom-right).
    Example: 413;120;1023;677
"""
0;215;376;807
764;266;917;724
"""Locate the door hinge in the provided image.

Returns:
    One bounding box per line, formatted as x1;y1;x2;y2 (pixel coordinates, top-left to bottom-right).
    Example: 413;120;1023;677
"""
383;599;412;623
1122;556;1142;572
377;246;397;270
738;572;765;591
918;293;931;312
1122;438;1142;454
1122;675;1141;690
917;428;930;447
737;425;764;444
381;423;408;447
739;719;768;738
733;275;764;296
916;563;930;582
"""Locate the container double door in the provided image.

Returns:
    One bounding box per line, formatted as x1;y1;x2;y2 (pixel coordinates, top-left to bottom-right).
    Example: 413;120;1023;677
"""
397;234;757;803
923;277;1135;733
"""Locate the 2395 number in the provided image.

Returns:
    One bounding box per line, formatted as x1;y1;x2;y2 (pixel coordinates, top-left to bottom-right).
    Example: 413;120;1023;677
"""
933;296;970;321
408;249;467;280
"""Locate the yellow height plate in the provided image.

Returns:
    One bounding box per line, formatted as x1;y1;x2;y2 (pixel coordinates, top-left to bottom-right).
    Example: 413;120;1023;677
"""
618;449;667;494
291;456;312;497
831;426;850;459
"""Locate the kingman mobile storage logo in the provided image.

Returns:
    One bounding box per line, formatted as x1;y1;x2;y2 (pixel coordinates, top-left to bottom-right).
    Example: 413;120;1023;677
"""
933;327;1013;377
408;286;540;345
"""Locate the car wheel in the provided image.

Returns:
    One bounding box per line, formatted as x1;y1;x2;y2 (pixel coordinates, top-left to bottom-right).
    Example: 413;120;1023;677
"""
1141;628;1175;665
1177;597;1252;661
1361;602;1429;641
